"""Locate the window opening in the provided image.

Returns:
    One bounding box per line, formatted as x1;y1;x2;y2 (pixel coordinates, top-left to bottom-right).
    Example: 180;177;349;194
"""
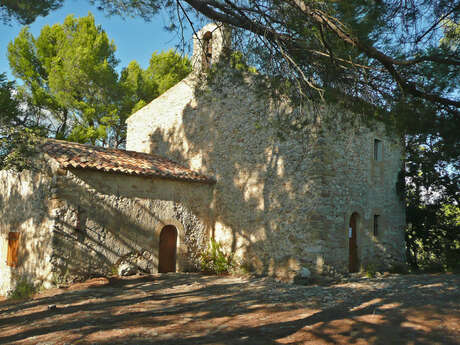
202;31;213;69
374;139;383;161
373;215;380;237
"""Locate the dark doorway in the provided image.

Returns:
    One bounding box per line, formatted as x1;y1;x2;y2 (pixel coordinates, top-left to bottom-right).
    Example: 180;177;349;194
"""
349;213;359;273
158;225;177;273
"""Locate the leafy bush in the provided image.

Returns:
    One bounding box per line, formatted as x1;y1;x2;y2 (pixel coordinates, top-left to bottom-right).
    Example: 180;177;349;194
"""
388;263;409;274
8;278;36;300
199;240;235;275
364;263;377;278
110;264;119;276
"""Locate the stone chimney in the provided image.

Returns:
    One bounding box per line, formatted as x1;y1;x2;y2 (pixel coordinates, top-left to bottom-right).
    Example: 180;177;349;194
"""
191;23;232;72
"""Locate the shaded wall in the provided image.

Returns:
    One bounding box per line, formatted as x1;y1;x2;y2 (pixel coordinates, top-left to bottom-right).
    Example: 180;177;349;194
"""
126;68;406;277
309;115;406;270
50;169;214;282
0;168;55;295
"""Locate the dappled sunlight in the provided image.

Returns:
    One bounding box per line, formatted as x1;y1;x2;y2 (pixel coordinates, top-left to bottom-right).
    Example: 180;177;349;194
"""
401;321;432;332
377;302;401;310
1;274;459;344
41;168;215;279
413;282;443;289
0;169;55;294
133;68;340;278
349;298;383;312
354;314;386;325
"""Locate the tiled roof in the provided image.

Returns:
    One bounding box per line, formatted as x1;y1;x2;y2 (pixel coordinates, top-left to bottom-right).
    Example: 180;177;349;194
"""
41;139;215;184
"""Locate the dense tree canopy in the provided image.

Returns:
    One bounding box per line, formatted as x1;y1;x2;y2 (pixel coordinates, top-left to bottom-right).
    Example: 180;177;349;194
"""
0;0;64;25
0;73;45;170
6;13;190;147
120;50;191;116
8;13;122;145
0;0;161;25
180;1;459;108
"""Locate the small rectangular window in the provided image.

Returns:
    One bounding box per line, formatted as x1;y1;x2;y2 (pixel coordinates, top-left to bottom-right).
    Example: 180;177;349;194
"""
7;232;20;267
374;139;383;161
373;215;380;237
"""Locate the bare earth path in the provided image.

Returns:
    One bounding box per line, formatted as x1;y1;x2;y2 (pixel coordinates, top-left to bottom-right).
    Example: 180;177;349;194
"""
0;273;459;345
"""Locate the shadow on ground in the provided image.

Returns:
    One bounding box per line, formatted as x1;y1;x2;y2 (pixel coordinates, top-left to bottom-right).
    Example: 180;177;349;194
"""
0;273;459;345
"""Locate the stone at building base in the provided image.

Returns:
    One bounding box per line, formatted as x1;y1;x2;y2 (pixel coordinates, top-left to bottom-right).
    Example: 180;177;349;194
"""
118;262;137;276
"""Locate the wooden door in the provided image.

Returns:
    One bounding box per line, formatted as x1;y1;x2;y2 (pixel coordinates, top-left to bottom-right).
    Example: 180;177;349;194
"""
7;232;20;267
349;213;359;272
158;225;177;273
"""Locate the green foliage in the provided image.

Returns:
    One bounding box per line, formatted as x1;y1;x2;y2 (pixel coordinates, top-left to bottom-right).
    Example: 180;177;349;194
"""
237;261;252;275
440;19;460;51
0;129;42;171
0;73;19;126
388;263;409;274
0;73;45;171
146;50;191;95
51;266;74;286
88;0;162;21
199;240;235;275
364;263;377;278
8;278;36;300
405;137;460;273
0;0;64;25
1;1;163;26
119;50;191;125
110;264;119;276
229;51;257;74
7;13;190;148
8;13;120;145
3;1;459;273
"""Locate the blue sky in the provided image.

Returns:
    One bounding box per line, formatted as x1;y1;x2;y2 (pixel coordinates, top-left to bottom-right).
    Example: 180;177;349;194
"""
0;0;193;81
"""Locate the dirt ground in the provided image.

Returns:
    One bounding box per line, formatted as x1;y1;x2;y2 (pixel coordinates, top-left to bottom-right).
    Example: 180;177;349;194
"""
0;273;459;345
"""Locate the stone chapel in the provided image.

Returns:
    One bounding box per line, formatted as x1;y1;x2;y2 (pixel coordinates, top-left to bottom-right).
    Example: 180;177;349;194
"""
126;23;406;275
0;23;406;295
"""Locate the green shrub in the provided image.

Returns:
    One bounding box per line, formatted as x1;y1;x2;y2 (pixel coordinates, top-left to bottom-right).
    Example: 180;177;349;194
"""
445;248;460;273
8;278;36;300
199;240;235;275
110;264;119;276
364;263;378;278
51;267;72;286
237;260;252;275
388;263;409;274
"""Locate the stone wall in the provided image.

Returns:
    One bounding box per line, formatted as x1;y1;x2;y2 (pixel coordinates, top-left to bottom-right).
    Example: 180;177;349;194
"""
308;115;406;271
0;168;55;295
126;66;406;278
0;155;214;295
50;168;214;282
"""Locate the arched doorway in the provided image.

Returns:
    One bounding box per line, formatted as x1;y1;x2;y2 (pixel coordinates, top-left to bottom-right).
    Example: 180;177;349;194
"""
158;225;177;273
349;213;359;272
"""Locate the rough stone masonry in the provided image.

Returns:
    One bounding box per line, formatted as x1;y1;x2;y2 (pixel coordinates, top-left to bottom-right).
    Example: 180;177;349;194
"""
126;23;406;279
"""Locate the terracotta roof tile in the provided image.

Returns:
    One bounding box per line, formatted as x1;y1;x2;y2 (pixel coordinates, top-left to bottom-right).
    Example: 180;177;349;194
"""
41;139;215;184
